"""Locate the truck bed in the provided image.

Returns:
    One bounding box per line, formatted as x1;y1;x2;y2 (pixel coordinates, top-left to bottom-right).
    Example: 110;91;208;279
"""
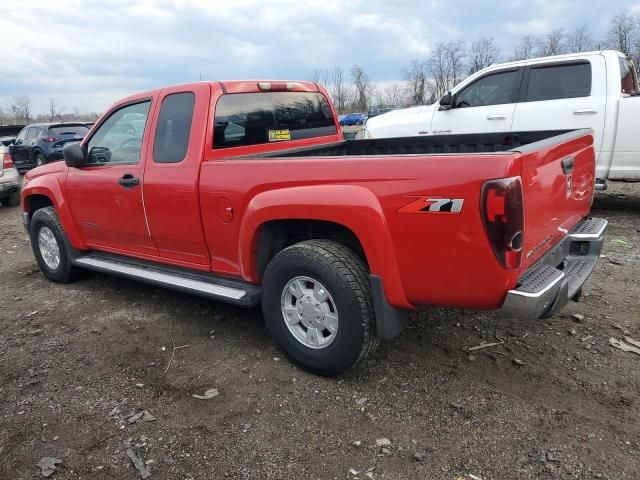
251;130;573;158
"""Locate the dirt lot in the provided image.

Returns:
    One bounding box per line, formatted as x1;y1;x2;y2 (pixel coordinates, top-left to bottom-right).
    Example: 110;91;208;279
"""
1;183;639;480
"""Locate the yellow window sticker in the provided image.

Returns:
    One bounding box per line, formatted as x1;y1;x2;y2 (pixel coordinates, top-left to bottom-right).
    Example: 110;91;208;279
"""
268;129;291;142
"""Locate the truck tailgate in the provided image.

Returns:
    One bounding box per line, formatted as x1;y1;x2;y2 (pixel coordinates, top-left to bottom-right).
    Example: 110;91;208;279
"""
517;129;596;269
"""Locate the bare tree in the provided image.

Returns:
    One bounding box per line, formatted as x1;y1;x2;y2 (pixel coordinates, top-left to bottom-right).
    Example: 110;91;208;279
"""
512;35;542;60
538;28;566;56
383;83;405;107
566;24;594;53
311;68;330;89
429;41;467;98
48;98;64;122
468;37;501;75
10;96;32;123
330;66;352;114
404;59;428;105
606;8;638;54
350;64;372;112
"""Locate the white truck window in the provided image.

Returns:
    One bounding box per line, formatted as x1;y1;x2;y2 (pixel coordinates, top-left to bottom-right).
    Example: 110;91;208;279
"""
619;58;638;94
454;70;519;108
525;62;591;102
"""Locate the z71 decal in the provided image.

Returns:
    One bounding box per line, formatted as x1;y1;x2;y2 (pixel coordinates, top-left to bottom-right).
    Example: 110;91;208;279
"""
398;196;464;214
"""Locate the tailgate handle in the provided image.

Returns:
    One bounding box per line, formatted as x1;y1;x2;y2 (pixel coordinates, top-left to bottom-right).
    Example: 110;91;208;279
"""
562;156;575;174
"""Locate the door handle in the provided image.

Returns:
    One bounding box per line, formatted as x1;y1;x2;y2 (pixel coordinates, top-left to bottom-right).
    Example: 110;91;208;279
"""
573;108;598;115
487;114;506;120
118;174;139;189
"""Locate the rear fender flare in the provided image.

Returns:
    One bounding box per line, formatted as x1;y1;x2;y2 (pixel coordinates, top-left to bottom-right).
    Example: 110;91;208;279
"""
239;184;413;310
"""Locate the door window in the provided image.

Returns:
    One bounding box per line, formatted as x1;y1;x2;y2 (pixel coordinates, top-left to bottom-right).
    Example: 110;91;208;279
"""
86;101;151;165
455;71;519;108
524;62;592;102
15;129;27;142
153;92;195;163
25;127;39;141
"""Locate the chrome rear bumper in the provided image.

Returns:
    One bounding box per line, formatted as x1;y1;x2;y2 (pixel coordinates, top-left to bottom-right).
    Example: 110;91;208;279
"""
500;217;608;319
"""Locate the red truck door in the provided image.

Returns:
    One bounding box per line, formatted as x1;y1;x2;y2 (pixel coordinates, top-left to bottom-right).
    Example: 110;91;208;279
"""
66;100;158;257
141;83;212;269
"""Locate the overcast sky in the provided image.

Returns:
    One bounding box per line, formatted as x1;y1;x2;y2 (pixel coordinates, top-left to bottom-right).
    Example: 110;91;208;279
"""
0;0;636;115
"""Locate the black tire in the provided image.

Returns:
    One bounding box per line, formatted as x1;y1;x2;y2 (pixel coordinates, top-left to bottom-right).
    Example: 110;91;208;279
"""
7;191;21;207
261;239;378;376
29;207;81;283
34;152;46;167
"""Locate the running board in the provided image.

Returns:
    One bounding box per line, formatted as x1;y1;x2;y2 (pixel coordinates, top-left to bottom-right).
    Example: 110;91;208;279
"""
72;254;260;307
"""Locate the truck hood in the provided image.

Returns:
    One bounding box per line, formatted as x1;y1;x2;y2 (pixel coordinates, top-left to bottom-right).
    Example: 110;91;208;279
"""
24;161;67;181
365;104;437;138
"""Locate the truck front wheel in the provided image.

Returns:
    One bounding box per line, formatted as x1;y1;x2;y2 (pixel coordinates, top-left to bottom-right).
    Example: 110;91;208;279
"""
261;239;378;376
29;207;81;283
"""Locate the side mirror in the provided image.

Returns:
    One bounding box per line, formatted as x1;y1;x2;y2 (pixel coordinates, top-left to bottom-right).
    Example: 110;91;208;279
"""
14;139;22;145
63;142;86;168
439;91;453;110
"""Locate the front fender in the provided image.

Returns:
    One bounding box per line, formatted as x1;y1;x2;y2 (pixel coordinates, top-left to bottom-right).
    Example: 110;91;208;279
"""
23;177;86;251
239;184;413;310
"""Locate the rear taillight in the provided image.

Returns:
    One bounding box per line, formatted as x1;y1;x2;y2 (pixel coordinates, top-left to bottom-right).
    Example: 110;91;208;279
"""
481;176;524;269
43;137;61;143
2;151;13;169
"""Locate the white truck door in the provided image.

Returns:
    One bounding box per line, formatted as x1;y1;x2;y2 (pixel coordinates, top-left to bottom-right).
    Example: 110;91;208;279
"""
429;68;523;135
608;57;640;180
511;57;606;162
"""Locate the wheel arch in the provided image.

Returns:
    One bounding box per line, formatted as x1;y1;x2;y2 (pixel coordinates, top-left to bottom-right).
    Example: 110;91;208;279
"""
239;184;413;310
23;184;86;250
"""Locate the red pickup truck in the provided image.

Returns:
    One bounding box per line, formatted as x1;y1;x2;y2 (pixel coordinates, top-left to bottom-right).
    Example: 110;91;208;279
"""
21;80;607;375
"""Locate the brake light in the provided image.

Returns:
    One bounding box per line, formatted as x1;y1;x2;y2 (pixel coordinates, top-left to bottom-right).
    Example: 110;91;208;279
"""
43;137;61;143
2;151;13;169
481;176;524;269
257;82;301;92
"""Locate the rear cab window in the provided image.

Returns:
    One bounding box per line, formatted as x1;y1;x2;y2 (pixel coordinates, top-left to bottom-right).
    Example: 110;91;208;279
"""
524;62;592;102
213;92;337;149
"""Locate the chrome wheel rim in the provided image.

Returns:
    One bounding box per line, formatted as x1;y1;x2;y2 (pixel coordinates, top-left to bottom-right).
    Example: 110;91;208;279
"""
280;276;339;349
38;226;60;270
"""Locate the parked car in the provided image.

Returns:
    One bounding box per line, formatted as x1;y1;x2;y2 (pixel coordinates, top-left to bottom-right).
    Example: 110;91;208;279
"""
10;123;90;171
367;107;397;119
365;50;640;187
21;80;606;376
0;139;21;206
340;112;367;126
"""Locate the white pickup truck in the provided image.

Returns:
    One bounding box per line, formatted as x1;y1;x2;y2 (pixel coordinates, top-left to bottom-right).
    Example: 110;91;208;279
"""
365;50;640;186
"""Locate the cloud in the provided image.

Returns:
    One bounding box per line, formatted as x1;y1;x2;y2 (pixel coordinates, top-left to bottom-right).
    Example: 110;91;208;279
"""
0;0;617;114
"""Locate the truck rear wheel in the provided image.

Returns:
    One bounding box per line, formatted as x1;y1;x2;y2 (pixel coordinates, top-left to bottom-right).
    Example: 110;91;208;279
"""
29;207;81;283
261;239;378;376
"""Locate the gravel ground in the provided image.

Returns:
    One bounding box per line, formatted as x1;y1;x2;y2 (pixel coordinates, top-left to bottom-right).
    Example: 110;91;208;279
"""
1;182;639;480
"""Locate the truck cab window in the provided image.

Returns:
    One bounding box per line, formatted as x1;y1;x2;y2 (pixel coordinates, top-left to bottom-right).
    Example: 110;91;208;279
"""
525;62;592;102
455;71;519;108
619;58;638;95
213;92;337;149
86;101;151;165
153;92;195;163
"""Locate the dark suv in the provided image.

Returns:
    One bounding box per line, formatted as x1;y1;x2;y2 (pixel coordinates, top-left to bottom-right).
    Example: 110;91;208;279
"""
10;123;90;171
